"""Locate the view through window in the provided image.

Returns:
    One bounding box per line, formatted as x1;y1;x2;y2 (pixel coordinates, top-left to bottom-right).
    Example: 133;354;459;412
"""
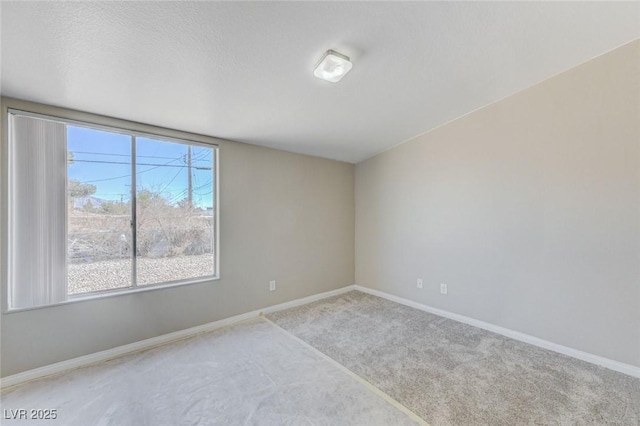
8;110;218;309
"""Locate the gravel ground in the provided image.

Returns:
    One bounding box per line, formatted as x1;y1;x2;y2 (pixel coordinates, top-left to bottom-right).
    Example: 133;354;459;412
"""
68;254;215;294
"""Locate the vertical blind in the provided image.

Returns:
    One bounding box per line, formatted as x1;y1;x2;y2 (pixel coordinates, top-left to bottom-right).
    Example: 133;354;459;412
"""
8;113;68;309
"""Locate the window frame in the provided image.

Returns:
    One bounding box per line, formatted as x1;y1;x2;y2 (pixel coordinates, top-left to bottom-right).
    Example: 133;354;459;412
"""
1;99;220;313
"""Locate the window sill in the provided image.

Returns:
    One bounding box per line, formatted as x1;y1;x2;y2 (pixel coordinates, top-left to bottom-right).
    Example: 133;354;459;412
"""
4;275;220;314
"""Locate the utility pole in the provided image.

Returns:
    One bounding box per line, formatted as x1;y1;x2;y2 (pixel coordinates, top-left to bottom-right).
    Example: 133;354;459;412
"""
187;145;193;209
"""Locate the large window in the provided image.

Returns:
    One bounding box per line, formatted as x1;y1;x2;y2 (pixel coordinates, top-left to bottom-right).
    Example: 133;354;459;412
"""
7;110;219;310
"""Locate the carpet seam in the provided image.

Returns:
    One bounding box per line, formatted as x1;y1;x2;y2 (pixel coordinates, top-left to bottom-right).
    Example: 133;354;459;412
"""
260;315;429;426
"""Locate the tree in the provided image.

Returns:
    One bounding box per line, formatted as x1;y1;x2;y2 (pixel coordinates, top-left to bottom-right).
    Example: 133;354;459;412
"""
137;189;171;209
67;150;97;199
68;179;97;198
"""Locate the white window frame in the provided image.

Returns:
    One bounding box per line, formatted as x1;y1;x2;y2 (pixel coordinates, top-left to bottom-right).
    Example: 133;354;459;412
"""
1;99;220;313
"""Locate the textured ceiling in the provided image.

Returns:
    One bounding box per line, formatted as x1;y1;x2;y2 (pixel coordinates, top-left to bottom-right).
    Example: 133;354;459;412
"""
1;2;639;163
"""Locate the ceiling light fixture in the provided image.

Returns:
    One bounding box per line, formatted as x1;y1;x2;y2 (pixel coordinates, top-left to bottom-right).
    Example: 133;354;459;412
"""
313;49;353;83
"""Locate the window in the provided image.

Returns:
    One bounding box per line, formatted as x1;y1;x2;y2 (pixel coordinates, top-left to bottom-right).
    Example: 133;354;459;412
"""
7;110;219;311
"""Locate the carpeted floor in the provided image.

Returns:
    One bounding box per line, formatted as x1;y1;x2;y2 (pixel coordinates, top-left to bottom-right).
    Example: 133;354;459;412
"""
267;291;640;425
1;318;422;426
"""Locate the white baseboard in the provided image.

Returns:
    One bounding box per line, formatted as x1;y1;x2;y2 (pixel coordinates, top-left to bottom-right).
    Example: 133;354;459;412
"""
0;284;356;389
354;285;640;379
6;282;635;389
261;285;355;315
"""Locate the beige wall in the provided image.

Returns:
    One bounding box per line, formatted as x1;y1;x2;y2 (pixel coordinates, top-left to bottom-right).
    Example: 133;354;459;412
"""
2;40;638;377
356;40;640;367
0;98;355;376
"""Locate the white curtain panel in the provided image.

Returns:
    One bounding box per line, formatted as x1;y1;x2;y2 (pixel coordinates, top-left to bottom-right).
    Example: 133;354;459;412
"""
9;113;68;309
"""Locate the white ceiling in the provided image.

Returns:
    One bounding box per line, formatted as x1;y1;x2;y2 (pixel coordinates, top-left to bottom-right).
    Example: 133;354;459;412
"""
1;2;639;163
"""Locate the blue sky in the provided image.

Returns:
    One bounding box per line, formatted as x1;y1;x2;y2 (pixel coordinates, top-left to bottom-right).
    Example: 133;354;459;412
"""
67;125;214;209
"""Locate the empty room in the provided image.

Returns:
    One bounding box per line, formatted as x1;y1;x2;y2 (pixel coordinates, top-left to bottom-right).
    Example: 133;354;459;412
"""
0;1;639;425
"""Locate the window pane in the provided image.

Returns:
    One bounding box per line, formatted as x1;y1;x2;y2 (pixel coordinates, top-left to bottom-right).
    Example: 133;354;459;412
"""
67;126;132;294
135;137;215;285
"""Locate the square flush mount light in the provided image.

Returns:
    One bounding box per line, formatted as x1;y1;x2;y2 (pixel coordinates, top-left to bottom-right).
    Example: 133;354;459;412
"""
314;50;353;83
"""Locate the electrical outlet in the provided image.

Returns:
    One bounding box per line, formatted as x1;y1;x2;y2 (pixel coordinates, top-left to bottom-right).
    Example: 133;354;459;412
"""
269;280;276;292
417;278;423;289
440;283;448;295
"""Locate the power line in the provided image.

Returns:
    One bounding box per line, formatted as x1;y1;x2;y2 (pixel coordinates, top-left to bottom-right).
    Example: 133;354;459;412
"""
71;151;181;160
77;153;185;184
168;188;189;204
71;146;211;159
72;159;212;170
157;168;184;196
192;179;213;190
80;163;173;184
75;147;213;186
71;152;210;165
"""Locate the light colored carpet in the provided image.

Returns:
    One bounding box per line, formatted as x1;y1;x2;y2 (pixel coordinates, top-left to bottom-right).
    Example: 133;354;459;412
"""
0;318;422;426
267;291;640;425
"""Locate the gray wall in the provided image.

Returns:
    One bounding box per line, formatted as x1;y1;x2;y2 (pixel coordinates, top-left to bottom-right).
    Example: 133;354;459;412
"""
356;40;640;367
2;40;638;377
0;98;355;377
